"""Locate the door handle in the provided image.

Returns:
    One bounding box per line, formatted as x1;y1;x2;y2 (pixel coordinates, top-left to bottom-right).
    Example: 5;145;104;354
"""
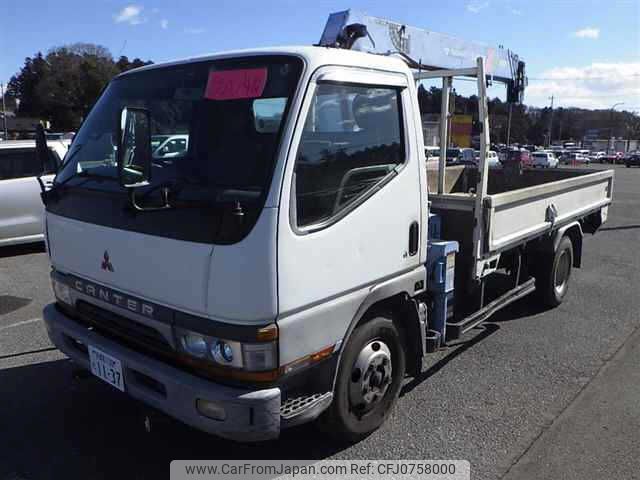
408;221;419;256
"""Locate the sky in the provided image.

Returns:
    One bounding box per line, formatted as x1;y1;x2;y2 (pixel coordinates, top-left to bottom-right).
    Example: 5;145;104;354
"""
1;0;639;111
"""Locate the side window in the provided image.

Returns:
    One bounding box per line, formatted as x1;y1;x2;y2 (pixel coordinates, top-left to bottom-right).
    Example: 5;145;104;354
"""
0;148;48;180
294;83;405;228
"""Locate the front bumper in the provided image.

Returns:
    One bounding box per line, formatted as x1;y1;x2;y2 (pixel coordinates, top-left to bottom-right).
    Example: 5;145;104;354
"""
43;303;282;442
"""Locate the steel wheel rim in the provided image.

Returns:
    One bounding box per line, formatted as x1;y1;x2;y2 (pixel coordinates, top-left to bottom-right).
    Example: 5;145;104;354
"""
554;249;571;295
348;340;393;413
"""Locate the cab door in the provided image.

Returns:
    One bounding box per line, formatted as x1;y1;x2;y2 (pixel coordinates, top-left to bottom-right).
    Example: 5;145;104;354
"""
276;66;424;364
0;147;55;245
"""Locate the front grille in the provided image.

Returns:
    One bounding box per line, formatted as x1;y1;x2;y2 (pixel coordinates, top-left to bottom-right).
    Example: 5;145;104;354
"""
74;300;173;355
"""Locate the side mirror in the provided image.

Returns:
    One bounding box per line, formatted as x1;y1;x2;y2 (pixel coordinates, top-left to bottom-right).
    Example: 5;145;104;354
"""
117;107;152;188
35;123;56;194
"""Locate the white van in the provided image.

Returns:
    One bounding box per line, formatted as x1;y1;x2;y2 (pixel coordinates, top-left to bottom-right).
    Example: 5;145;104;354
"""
0;140;65;246
474;150;501;168
531;151;559;168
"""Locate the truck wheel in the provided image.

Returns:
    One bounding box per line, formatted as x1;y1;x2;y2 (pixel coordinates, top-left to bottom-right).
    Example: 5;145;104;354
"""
537;236;573;307
319;314;406;442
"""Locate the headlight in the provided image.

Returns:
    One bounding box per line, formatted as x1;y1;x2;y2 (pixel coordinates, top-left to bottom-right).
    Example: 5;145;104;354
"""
212;340;234;364
52;278;72;305
175;327;273;372
180;333;208;358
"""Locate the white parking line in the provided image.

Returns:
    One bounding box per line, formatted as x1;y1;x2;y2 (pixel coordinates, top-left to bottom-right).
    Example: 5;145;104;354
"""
0;318;41;331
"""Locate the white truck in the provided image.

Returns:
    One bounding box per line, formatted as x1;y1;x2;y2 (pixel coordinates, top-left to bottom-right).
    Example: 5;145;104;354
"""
38;10;613;442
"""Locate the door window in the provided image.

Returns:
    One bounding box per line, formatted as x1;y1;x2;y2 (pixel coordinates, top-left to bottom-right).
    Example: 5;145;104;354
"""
294;83;405;229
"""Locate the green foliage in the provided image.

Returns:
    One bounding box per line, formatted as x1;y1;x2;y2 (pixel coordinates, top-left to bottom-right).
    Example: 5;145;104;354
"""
417;85;639;144
5;43;152;130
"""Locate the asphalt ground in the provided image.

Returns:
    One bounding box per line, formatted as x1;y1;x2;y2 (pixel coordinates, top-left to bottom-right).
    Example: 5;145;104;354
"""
0;163;638;480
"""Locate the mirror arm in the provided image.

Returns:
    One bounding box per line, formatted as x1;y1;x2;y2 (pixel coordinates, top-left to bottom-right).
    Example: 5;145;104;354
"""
127;186;173;212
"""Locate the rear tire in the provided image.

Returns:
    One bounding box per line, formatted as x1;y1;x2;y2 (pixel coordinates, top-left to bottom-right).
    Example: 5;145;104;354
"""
536;236;573;307
319;314;406;443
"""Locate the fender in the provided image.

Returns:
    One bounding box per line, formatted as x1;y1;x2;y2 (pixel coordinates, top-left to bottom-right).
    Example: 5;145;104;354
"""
330;265;427;389
552;221;583;268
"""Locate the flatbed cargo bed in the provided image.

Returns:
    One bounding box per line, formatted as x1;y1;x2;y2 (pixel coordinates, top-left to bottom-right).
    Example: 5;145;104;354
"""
428;166;613;299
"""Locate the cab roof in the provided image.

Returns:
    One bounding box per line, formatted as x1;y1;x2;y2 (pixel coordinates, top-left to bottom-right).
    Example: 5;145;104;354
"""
117;46;411;79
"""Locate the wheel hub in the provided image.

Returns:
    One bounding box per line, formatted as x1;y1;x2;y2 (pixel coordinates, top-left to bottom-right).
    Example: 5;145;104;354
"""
349;340;393;411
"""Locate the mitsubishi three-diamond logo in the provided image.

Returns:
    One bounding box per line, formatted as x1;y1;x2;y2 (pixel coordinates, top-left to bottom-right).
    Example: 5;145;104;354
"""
101;251;114;272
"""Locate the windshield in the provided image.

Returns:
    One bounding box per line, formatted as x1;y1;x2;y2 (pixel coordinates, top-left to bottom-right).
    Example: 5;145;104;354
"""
49;55;303;244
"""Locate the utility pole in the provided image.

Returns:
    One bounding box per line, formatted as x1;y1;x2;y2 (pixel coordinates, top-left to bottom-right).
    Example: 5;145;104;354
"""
548;95;554;147
0;83;7;141
506;103;513;146
608;102;624;154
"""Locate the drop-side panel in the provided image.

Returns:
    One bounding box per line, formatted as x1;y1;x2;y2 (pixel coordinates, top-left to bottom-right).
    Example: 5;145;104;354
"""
486;170;613;252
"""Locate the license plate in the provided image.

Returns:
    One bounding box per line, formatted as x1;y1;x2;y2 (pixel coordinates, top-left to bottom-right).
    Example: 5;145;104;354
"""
89;346;125;392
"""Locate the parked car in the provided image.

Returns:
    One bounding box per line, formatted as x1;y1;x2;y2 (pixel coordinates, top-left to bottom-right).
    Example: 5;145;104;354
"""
505;148;532;167
0;140;66;247
152;134;189;159
424;146;440;169
531;151;559;168
446;147;461;165
474;149;501;168
625;152;640;168
589;151;606;163
424;146;440;160
458;147;476;165
563;152;590;165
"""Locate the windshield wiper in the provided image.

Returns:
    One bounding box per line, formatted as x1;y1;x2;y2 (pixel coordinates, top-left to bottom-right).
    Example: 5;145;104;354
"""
52;144;120;188
53;169;118;191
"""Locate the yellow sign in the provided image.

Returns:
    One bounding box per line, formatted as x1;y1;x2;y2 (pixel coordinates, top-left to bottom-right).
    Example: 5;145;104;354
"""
451;115;472;148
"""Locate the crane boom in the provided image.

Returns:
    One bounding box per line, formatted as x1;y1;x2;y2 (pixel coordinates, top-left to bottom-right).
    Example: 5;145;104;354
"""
319;9;526;103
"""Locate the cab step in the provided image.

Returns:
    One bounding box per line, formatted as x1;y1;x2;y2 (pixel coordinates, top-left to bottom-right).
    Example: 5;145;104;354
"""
280;392;333;427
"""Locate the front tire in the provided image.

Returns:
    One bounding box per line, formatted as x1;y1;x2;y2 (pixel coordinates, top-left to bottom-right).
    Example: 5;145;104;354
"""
319;314;406;442
536;236;573;307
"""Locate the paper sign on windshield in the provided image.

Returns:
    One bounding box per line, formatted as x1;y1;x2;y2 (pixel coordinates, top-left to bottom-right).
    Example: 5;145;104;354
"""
204;68;268;100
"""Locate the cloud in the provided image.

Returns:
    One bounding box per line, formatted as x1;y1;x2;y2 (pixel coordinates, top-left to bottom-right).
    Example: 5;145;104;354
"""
525;62;640;109
160;19;168;29
509;7;522;15
114;4;145;25
467;1;489;13
572;27;600;39
184;27;206;35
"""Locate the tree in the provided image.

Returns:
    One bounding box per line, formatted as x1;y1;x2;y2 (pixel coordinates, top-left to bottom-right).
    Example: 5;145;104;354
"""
6;52;49;115
5;44;153;130
115;55;153;73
